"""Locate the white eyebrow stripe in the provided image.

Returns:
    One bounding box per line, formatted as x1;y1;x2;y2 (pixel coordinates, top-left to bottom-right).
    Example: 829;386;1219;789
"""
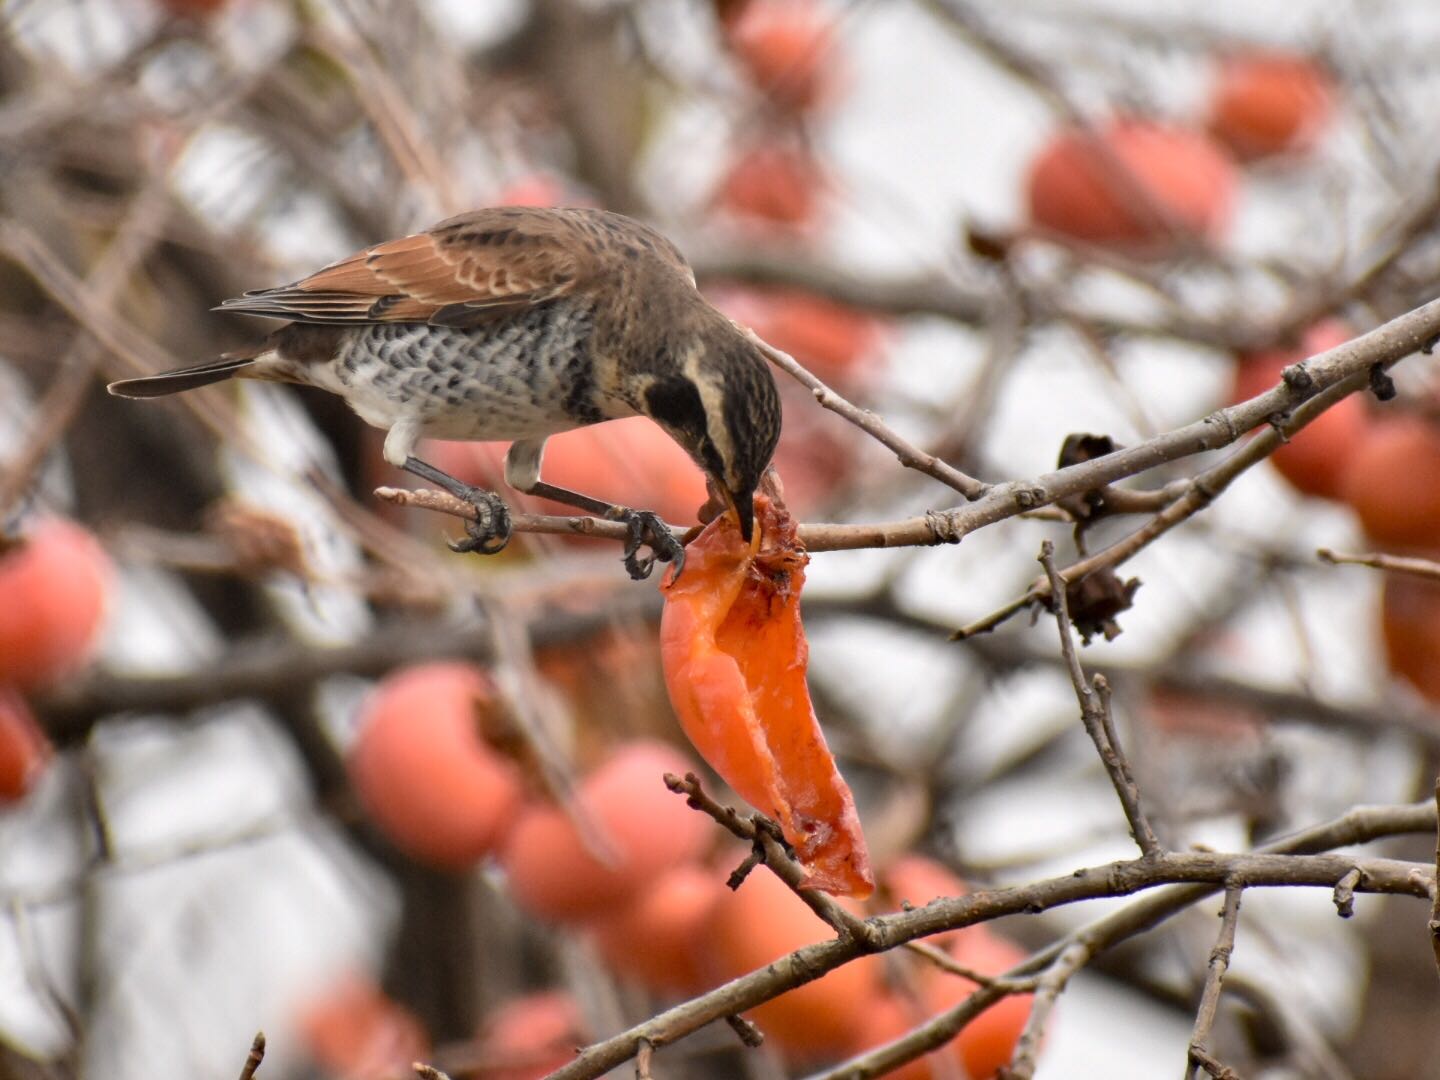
682;346;737;488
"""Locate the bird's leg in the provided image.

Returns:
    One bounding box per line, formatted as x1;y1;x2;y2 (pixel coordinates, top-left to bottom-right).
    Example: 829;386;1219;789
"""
505;438;685;581
401;456;513;555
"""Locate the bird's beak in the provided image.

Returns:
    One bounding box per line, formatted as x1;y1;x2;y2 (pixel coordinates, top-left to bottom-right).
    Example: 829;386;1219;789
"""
727;486;755;543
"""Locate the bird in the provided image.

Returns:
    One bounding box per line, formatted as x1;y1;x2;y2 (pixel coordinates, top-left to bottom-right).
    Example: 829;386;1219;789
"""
108;207;783;580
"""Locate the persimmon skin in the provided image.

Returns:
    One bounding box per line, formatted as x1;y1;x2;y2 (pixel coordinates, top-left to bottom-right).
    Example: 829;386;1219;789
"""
1207;52;1334;162
1231;319;1361;500
661;493;874;898
500;740;711;922
0;688;52;803
479;991;585;1080
703;866;884;1060
0;518;113;691
1025;120;1236;253
347;663;524;870
588;864;727;993
297;973;429;1080
1338;415;1440;548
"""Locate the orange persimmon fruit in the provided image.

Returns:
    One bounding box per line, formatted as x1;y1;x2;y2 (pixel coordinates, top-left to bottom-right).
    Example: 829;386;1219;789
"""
661;489;873;897
0;518;113;691
588;863;727;994
702;866;884;1060
1025;119;1236;253
1380;572;1440;703
1207;52;1334;162
919;930;1034;1078
477;991;586;1080
347;663;524;870
500;739;712;922
1231;319;1363;500
852;993;947;1080
717;142;825;228
297;972;429;1080
1338;414;1440;548
0;688;51;803
725;0;838;112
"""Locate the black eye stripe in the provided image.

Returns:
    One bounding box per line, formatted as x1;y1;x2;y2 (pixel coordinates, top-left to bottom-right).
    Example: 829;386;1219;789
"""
644;376;724;477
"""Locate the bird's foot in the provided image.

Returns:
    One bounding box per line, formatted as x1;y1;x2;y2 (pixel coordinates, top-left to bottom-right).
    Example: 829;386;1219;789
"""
606;506;685;581
447;487;513;555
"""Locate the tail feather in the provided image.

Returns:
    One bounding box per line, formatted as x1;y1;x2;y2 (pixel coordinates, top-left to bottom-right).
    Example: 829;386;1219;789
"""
107;354;258;399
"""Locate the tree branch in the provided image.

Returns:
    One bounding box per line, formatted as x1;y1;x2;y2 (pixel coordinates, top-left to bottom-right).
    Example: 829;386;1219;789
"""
1039;540;1163;857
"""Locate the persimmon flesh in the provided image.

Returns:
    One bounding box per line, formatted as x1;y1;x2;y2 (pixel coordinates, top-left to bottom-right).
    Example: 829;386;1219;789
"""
660;492;873;898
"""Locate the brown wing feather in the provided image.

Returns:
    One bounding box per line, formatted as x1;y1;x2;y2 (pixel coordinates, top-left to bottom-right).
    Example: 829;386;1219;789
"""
217;208;593;325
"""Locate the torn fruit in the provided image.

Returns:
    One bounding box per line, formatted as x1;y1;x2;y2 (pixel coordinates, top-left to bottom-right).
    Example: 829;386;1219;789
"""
660;491;873;898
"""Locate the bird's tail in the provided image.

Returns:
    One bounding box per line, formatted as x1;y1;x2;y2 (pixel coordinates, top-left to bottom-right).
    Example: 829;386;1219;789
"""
107;351;260;399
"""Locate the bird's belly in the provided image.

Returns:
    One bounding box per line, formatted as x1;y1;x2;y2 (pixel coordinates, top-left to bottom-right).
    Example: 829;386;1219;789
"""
299;315;635;442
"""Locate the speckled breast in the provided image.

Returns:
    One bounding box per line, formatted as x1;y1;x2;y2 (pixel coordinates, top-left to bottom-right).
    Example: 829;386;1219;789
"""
315;301;633;440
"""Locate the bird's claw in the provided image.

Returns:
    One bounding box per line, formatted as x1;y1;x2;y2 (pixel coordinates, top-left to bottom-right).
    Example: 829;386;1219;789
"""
606;507;685;581
447;487;513;556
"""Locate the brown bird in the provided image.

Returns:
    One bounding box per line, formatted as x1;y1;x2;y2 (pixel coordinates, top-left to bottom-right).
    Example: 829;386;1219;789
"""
108;207;782;579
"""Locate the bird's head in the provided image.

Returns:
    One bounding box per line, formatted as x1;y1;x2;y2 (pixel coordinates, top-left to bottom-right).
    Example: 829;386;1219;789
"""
641;334;781;542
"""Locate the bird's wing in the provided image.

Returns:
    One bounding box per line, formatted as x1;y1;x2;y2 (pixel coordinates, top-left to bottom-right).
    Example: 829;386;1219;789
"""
217;208;590;327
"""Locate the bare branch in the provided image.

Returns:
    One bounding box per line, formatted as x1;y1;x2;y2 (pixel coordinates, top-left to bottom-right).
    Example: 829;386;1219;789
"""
1319;547;1440;583
1002;941;1093;1080
1186;886;1244;1080
1039;541;1163;857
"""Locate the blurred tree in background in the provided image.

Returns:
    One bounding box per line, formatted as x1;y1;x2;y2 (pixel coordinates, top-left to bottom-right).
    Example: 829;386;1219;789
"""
4;1;1440;1078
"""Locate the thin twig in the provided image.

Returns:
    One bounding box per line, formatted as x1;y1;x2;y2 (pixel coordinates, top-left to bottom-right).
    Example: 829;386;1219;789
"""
1038;541;1163;857
1332;868;1362;919
1431;776;1440;981
1319;547;1440;583
1001;941;1091;1080
1186;885;1244;1080
237;1032;265;1080
664;773;880;947
725;1014;765;1049
1188;1046;1241;1080
748;332;990;501
635;1038;655;1080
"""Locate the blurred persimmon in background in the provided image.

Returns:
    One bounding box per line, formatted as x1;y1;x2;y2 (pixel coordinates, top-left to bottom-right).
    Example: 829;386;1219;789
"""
0;517;112;691
1230;319;1363;500
500;739;711;922
427;418;709;529
700;868;884;1060
347;663;524;870
1380;573;1440;703
1207;52;1335;161
723;0;839;113
476;991;586;1080
588;863;727;994
297;973;429;1080
717;141;826;229
0;687;51;803
1338;414;1440;548
1025;119;1236;253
